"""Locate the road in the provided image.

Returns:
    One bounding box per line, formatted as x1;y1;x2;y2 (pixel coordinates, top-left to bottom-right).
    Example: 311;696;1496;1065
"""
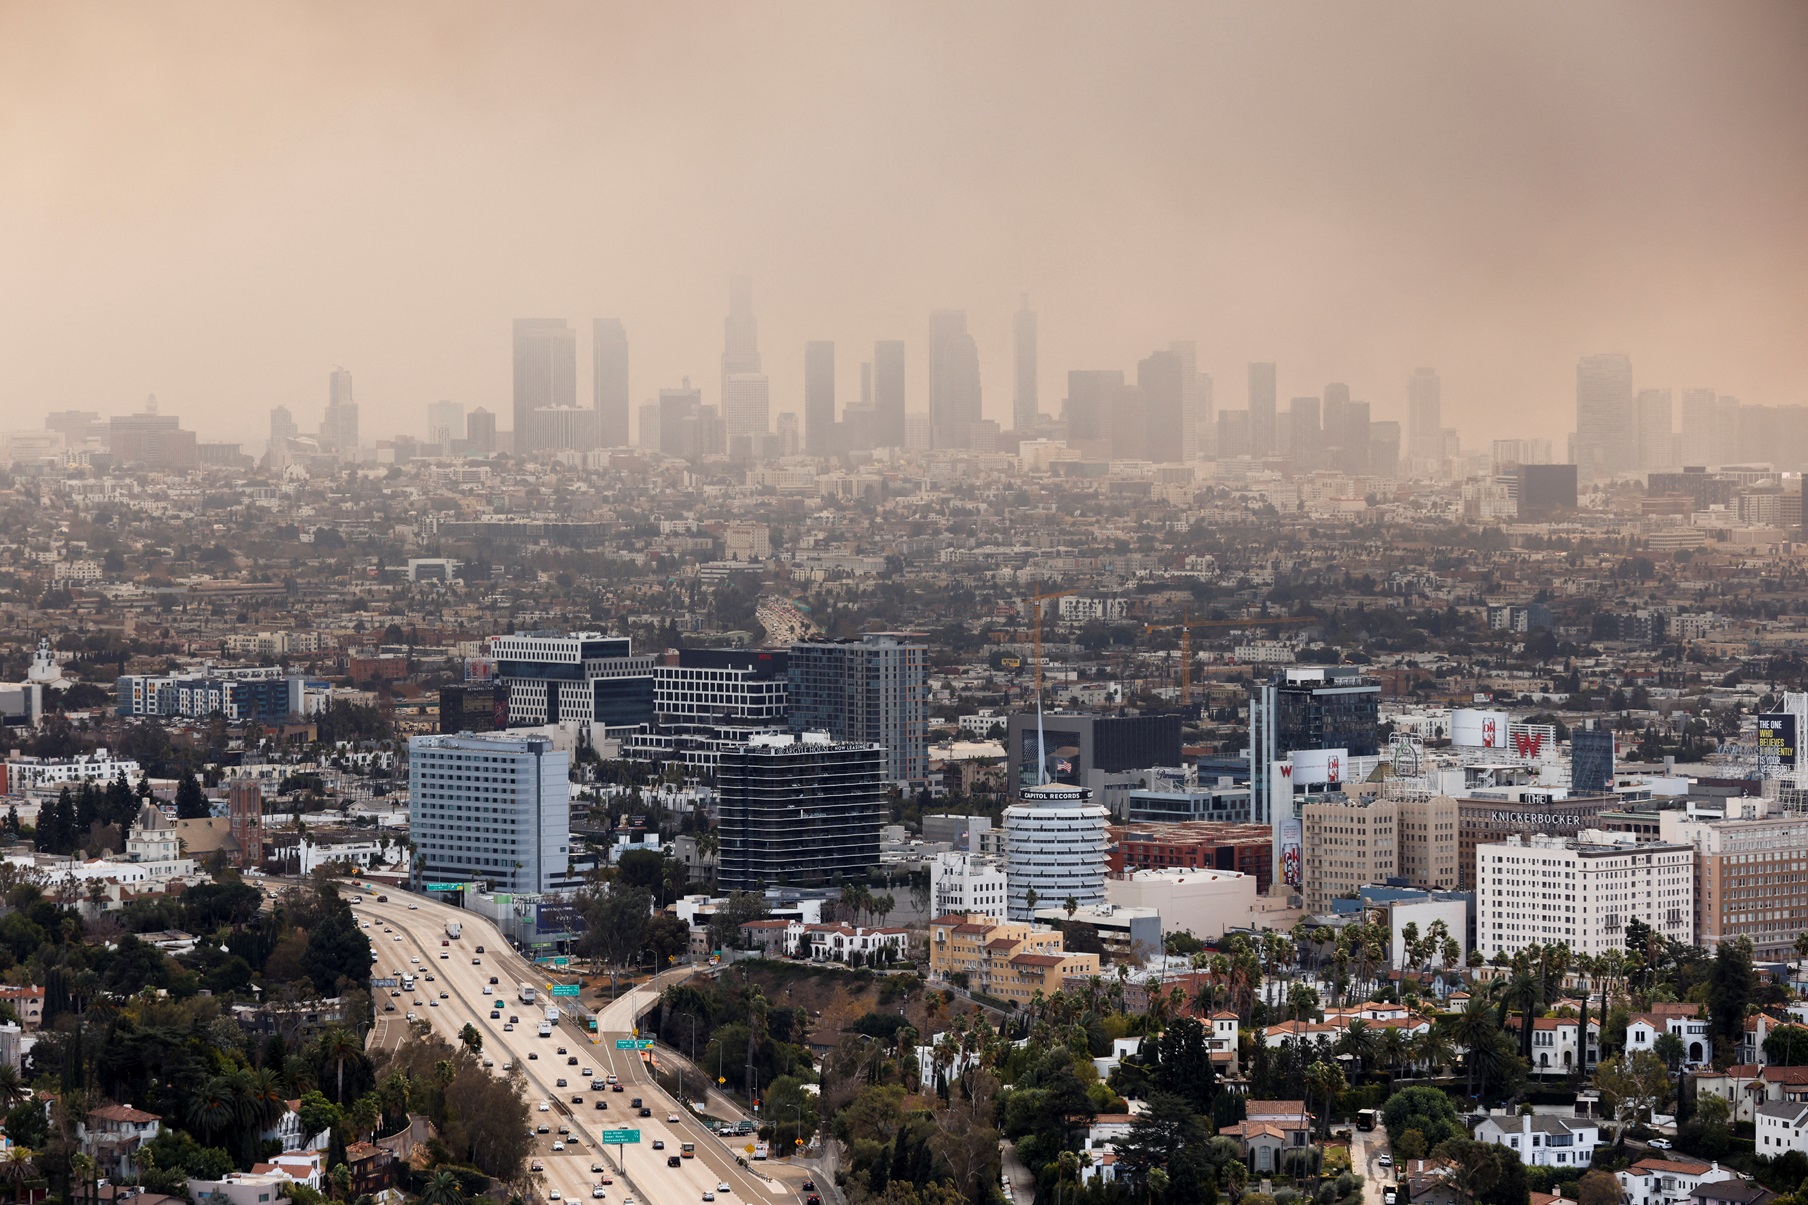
1349;1124;1393;1205
351;888;807;1205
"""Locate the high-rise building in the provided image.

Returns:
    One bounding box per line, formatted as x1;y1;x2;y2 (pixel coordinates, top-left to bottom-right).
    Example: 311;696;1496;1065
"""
722;276;761;388
1369;420;1401;476
1301;795;1397;913
1063;370;1123;455
321;368;359;454
1680;388;1717;461
787;634;928;784
1288;396;1322;462
426;400;464;450
776;412;800;456
873;340;907;449
491;631;655;729
1003;781;1110;920
1407;367;1442;463
654;648;789;726
929;310;981;449
722;373;771;455
637;402;660;452
658;384;705;459
1013;296;1038;432
109;409;198;469
1575;353;1635;479
1249;668;1382;886
408;731;572;893
1137;350;1186;464
527;406;601;453
1477;831;1692;959
593;318;629;447
804;340;836;454
269;406;298;446
1571;727;1614;794
1216;410;1251;459
1636;388;1675;470
1248;363;1277;457
1665;804;1808;961
466;407;497;456
1518;463;1579;520
1166;341;1211;460
716;733;885;890
512;320;577;446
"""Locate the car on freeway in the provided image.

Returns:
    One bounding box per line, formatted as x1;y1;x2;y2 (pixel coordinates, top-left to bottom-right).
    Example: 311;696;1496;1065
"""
702;1195;714;1203
630;1099;641;1109
439;991;449;999
552;1142;565;1152
717;1184;730;1194
557;1078;567;1087
529;1052;538;1060
591;1079;606;1090
591;1190;604;1200
558;1125;570;1136
428;1001;438;1007
558;1046;568;1054
667;1114;680;1123
568;1056;578;1065
548;1192;560;1200
538;1102;551;1112
405;1012;417;1021
652;1141;664;1151
536;1124;549;1134
383;1003;395;1012
472;958;481;965
530;1161;544;1172
504;1023;515;1031
638;1108;651;1118
591;1164;605;1174
425;974;436;981
611;1083;623;1093
483;986;492;995
571;1095;583;1104
666;1156;681;1167
393;935;402;942
594;1101;608;1110
410;956;420;964
408;904;418;910
510;1016;520;1024
440;953;449;960
802;1181;814;1191
476;945;485;953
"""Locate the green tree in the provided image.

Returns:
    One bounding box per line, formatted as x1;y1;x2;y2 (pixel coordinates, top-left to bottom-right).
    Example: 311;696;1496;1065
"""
1383;1085;1465;1149
1765;1025;1808;1066
174;772;210;820
459;1023;482;1054
1708;937;1757;1053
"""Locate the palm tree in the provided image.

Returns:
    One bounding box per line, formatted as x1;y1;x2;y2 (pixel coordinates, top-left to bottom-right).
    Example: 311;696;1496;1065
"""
319;1027;360;1104
0;1065;28;1111
417;1169;464;1205
70;1154;96;1205
1452;995;1497;1098
350;1096;380;1143
459;1023;482;1053
1339;1020;1378;1076
186;1076;236;1142
0;1148;36;1205
328;1163;352;1202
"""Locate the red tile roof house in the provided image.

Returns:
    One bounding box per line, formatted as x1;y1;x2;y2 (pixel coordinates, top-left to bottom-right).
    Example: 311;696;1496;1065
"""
1219;1101;1312;1174
78;1105;161;1178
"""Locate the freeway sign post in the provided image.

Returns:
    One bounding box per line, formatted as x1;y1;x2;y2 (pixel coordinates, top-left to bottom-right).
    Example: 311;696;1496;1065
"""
613;1038;654;1050
550;984;581;997
600;1129;640;1144
423;883;465;892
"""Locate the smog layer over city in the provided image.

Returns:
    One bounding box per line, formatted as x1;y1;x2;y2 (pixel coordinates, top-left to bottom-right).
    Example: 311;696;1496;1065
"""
2;5;1807;1205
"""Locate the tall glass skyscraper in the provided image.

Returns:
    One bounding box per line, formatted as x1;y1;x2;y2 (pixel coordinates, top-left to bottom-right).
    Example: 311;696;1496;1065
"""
787;634;928;784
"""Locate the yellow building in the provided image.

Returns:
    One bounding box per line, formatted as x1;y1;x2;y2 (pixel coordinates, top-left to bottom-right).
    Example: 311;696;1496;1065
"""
927;912;1100;1005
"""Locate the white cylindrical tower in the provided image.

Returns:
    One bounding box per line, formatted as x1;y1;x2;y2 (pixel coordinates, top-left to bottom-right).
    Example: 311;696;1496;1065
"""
1003;782;1110;921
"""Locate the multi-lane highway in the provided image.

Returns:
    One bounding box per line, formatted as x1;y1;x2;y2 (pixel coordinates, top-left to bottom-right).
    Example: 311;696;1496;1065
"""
350;887;808;1205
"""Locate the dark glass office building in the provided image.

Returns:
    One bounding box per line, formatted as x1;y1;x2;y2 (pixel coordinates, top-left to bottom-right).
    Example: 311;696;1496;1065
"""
717;735;885;890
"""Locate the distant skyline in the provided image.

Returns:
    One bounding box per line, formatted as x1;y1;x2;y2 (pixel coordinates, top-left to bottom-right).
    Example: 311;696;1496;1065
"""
3;2;1805;447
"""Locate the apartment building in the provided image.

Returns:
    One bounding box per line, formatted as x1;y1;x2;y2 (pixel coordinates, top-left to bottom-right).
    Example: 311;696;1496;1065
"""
1301;795;1397;913
1660;806;1808;962
407;731;571;893
926;912;1099;1004
1396;795;1461;891
928;850;1009;920
1477;831;1694;959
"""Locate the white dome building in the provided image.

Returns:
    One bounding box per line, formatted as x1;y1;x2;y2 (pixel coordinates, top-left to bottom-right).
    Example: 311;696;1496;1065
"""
1003;781;1110;921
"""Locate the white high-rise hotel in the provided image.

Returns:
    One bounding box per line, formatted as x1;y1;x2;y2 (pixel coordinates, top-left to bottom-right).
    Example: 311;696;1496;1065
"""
1477;830;1693;959
408;732;571;893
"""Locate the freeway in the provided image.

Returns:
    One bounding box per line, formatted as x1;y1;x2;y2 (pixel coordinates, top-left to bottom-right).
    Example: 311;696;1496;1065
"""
350;886;806;1205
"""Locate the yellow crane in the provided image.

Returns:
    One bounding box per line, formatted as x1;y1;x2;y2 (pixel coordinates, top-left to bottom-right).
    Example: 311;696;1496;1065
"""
1142;612;1316;704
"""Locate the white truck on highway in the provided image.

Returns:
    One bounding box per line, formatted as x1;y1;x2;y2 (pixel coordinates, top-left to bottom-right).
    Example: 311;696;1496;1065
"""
545;1004;561;1025
445;921;462;940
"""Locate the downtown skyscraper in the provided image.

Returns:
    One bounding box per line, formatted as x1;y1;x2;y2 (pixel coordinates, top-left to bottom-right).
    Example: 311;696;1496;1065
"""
592;318;629;448
873;339;906;449
512;319;576;448
929;310;981;450
805;340;836;454
1013;295;1038;433
1575;353;1635;479
1407;366;1442;463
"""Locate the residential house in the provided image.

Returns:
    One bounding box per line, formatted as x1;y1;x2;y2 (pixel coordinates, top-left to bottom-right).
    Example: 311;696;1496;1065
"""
1756;1102;1808;1158
1219;1101;1313;1173
0;986;45;1030
1079;1114;1136;1186
344;1142;396;1196
186;1172;295;1205
926;913;1098;1004
1627;1003;1713;1067
1697;1064;1808;1124
1529;1015;1602;1077
1210;1012;1241;1073
737;919;797;957
1619;1157;1729;1205
802;924;910;965
1692;1181;1776;1205
1472;1112;1600;1168
1740;1014;1789;1066
79;1104;162;1178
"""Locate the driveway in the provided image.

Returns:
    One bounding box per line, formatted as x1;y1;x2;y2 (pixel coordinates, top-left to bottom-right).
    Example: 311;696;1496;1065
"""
1349;1125;1394;1205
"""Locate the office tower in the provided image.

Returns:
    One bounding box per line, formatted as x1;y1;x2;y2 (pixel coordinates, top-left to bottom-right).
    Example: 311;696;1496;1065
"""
861;361;872;410
1679;388;1716;462
490;632;655;728
426;400;464;450
527;406;601;452
1571;727;1614;794
1288;396;1322;462
654;649;789;725
1636;388;1674;470
787;634;928;784
776;412;800;456
637;402;660;451
716;733;885;890
1001;711;1182;799
1713;395;1742;466
904;412;932;452
1477;832;1692;960
658;384;704;459
722;275;761;385
1369;420;1401;476
1013;295;1038;432
108;410;198;469
227;779;264;869
1574;353;1635;479
804;340;836;454
408;732;571;893
320;367;359;454
929;310;982;449
872;340;907;449
1406;367;1442;462
1301;796;1399;913
1248;363;1277;456
1518;464;1578;520
1666;803;1808;960
268;406;298;445
1248;668;1382;891
1003;780;1109;920
1137;350;1186;464
466;407;497;456
1217;409;1252;459
592;318;629;447
45;411;102;445
723;373;771;455
1063;370;1123;455
512;320;577;446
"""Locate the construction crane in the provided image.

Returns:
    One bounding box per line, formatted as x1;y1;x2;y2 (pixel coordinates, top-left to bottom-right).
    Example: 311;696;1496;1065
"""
1024;587;1079;706
1142;612;1316;704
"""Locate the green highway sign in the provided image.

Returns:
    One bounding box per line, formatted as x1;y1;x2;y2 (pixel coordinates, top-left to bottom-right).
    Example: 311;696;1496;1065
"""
600;1129;640;1145
550;984;580;997
614;1038;654;1050
423;883;465;892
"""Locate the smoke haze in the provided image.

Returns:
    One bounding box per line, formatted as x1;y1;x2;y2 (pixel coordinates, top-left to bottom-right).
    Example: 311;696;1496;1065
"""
3;1;1806;445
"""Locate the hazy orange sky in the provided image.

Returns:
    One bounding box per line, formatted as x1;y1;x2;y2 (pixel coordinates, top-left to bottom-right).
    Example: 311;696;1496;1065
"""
3;1;1805;449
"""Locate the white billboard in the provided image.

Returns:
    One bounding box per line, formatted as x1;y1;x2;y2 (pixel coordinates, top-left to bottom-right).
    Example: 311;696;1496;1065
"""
1451;709;1510;749
1290;748;1349;786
